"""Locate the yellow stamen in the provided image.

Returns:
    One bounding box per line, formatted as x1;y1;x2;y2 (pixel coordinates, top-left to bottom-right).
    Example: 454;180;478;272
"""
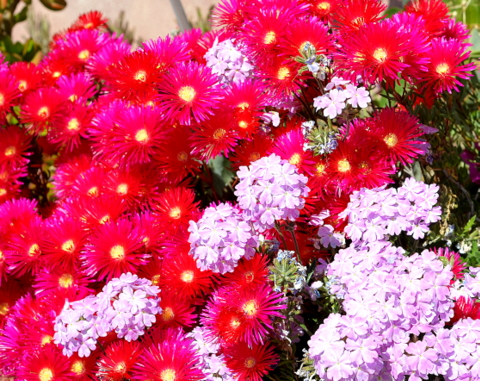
151;274;161;285
0;189;6;197
41;335;53;346
181;270;194;283
317;1;331;10
61;239;75;253
78;50;90;60
0;94;4;106
244;271;254;283
87;186;99;197
18;80;27;92
38;106;50;119
436;63;450;75
67;118;80;131
243;300;257;316
264;31;276;45
99;215;110;224
39;368;54;381
160;369;176;381
384;133;398;148
238;120;248;129
289;153;301;166
373;48;388;63
0;302;9;315
134;70;147;82
28;243;40;257
337;159;351;172
59;273;74;288
162;307;175;321
178;86;196;102
71;360;85;375
177;151;188;162
52;71;62;78
135;129;149;143
237;102;249;109
115;362;126;373
169;207;182;219
277;67;291;81
249;152;261;162
245;357;256;368
117;183;128;195
4;146;16;157
110;245;125;259
213;129;226;140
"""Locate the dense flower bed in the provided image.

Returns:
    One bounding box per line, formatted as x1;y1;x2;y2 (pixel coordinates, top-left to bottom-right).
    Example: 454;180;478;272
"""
0;0;478;380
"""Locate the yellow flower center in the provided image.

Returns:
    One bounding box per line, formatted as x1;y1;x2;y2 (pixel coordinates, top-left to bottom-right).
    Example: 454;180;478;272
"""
162;307;175;321
160;369;176;381
373;48;388;63
99;215;110;224
213;129;226;140
38;106;50;118
169;207;182;219
134;70;147;82
351;17;365;27
0;189;6;197
115;362;126;373
59;273;74;288
78;50;90;60
337;159;351;172
0;302;8;315
116;183;128;195
178;86;196;102
277;67;291;81
238;120;248;129
0;93;4;106
264;31;276;45
230;318;241;328
87;186;99;197
436;63;450;75
181;270;194;283
316;163;326;176
18;80;27;92
237;102;249;109
52;71;62;78
41;335;53;346
245;357;256;368
4;146;16;157
151;274;161;285
67;118;80;131
39;368;54;381
177;151;188;162
317;1;330;10
359;161;371;174
243;300;257;316
249;152;261;162
71;360;85;375
28;243;40;257
244;271;254;283
135;129;149;143
110;245;125;259
384;133;398;148
289;153;301;166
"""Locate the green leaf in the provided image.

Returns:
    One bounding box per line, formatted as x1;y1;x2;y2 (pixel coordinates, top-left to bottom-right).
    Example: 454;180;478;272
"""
39;0;66;10
13;5;28;23
462;215;477;236
208;155;234;197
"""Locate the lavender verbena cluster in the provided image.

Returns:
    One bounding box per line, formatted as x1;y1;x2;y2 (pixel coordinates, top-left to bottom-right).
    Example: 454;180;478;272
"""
54;273;160;357
340;177;442;242
205;39;253;83
313;77;371;119
189;326;236;381
451;266;480;300
306;180;479;381
188;203;258;274
234;154;310;232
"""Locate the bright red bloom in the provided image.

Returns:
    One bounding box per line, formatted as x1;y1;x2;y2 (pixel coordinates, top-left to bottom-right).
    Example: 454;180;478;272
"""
142;35;190;75
81;218;149;281
132;329;204;381
306;0;341;20
52;154;92;199
0;126;31;168
72;11;108;30
213;0;250;32
42;216;85;270
334;21;412;84
104;167;145;208
96;340;142;381
160;250;216;300
106;50;163;100
421;37;476;94
5;217;44;277
0;69;20;119
17;345;74;381
202;284;285;346
56;73;96;102
137;255;163;287
157;61;221;125
224;341;279;381
10;62;42;94
222;253;270;290
154;125;202;183
270;128;317;176
153;187;200;233
230;134;273;171
190;113;239;160
282;17;333;58
21;88;65;134
33;265;92;300
132;212;164;257
333;0;386;32
0;279;24;325
449;296;480;326
259;56;304;96
369;108;425;165
68;352;99;381
70;166;107;200
405;0;450;37
0;198;38;236
49;103;92;151
440;19;471;42
156;292;197;329
86;35;131;80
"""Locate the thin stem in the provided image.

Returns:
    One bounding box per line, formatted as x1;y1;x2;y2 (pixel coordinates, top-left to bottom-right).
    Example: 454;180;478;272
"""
274;222;288;250
288;229;302;263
